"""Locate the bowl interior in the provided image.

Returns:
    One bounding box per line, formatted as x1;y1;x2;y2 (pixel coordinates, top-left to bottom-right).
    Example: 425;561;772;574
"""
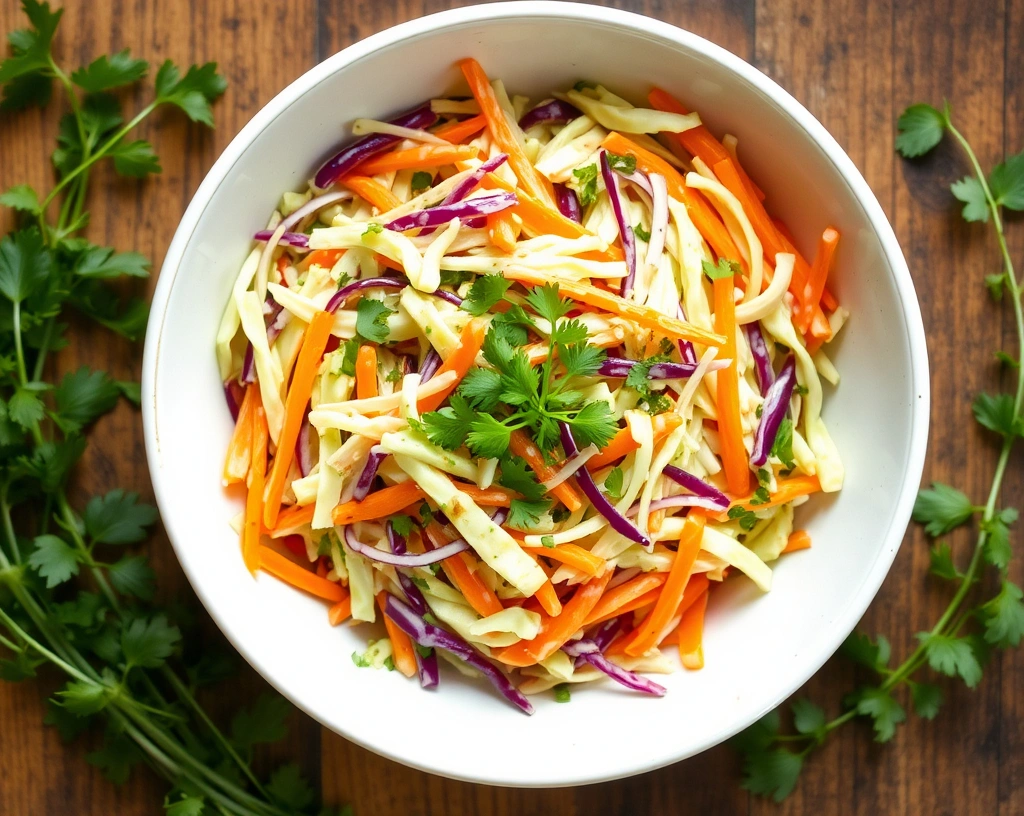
144;3;927;788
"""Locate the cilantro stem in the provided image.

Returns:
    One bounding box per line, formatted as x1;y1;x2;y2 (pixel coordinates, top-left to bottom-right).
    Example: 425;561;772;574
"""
11;301;28;385
0;486;22;564
0;605;95;684
0;632;19;652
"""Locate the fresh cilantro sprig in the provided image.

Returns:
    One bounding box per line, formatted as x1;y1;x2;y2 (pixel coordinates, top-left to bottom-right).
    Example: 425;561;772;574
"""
734;102;1024;800
0;6;343;815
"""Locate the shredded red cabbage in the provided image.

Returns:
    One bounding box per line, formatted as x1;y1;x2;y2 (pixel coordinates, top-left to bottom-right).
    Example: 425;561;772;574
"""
352;446;387;501
560;423;649;547
598;356;728;380
440;153;509;206
562;639;666;696
385;191;517;232
662;465;730;509
553;183;582;223
750;354;797;467
600;151;637;298
295;411;313;477
344;525;467;568
324;276;405;314
744;322;775;396
223;382;242;421
419;348;442;382
254;230;309;249
384;595;533;714
314;105;437;190
676;304;698;366
518;98;581;130
431;289;463;307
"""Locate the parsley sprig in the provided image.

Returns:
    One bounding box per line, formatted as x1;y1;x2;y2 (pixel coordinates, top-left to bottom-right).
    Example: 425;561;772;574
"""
733;102;1024;801
0;4;345;814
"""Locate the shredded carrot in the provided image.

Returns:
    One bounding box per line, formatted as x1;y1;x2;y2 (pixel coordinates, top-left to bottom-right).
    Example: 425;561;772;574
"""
521;550;563;616
625;516;705;656
258;546;347;602
223;385;256;485
494;569;613;667
357;143;480;176
783;529;813;554
355;344;378;400
798;227;840;335
731;475;822;513
607;573;709;657
508;429;583;513
583;572;668;627
586;413;683;471
263;310;336;529
487;210;519;253
453;482;517;506
504;268;726;347
242;398;268;574
418;317;488;412
600;132;742;263
425;522;504;617
647;88;730;167
333;482;424;525
435;113;488;144
517;539;605;577
377;592;418;677
302;249;345;270
458;58;556;208
328;596;352;625
677;588;710;669
271;502;314;533
712;276;751;496
342;175;402;212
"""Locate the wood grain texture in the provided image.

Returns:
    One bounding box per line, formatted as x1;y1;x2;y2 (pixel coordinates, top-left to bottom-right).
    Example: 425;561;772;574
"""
1;0;1021;813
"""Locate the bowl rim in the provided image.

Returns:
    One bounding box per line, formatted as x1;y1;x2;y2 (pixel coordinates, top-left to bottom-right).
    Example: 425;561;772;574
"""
142;0;930;787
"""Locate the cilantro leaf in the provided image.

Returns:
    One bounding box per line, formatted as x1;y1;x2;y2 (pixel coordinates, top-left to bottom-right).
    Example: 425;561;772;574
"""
633;223;651;242
56;678;110;716
154;60;227;127
604;466;624;499
740;748;803;803
411;170;433;193
524;283;572;324
559;339;604;379
165;796;206;816
840;631;891;672
972;392;1022;438
336;338;359;376
918;632;983;687
87;732;143;784
989;151;1024;211
770;417;795;469
0;184;42;214
1;68;51;112
43;699;92;741
354;297;394;344
389;514;415;538
460;274;511;316
986;273;1006;300
701;257;739;281
553;683;571;703
84;489;159;545
71;49;148;92
107;555;156;601
728;505;759;532
458;367;503;411
498;350;540;406
995;350;1019;368
110;139;161;177
572;163;598;206
74;245;150;279
466;413;512;459
980;581;1024;648
507;498;551;529
266;764;315;811
567;401;617;449
497;456;546;501
420;394;477;450
951;175;989;222
230;692;291;750
70;280;149;340
912;482;977;536
9;383;46;427
981;508;1017;571
550;317;588;348
928;541;961;581
0;0;62;85
909;681;943;720
895;103;948;158
121;614;180;669
791;698;826;741
28;534;81;588
731;709;780;754
846;686;905;742
53;367;121;433
0;226;52;303
605;151;637;175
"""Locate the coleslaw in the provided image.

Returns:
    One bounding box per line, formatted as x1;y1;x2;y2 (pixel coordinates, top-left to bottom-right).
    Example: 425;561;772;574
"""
216;59;847;713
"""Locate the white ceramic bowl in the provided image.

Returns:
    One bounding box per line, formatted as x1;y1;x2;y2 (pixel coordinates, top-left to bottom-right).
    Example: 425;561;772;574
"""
143;1;929;788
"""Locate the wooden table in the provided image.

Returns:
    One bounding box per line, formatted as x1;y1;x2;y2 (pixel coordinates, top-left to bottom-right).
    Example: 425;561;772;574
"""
2;0;1021;813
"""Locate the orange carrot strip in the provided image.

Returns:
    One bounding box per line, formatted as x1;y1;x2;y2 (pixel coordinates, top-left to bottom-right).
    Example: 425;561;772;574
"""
494;569;614;667
263;310;336;529
333;482;425;525
487;210;519;253
783;529;813;554
504;268;726;347
377;592;418;677
508;429;583;513
417;317;488;413
521;550;563;616
355;344;378;400
600;132;742;263
730;475;822;513
454;482;516;506
607;573;709;657
223;385;256;485
435;113;488;144
583;572;669;627
798;227;840;334
425;522;504;617
713;274;751;496
677;588;710;669
647;88;731;167
481;173;622;262
328;597;352;625
271;503;314;533
458;58;556;208
625;517;705;656
302;249;345;270
342;175;402;212
586;413;683;471
358;144;480;175
520;542;605;577
242;398;268;574
258;546;347;602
